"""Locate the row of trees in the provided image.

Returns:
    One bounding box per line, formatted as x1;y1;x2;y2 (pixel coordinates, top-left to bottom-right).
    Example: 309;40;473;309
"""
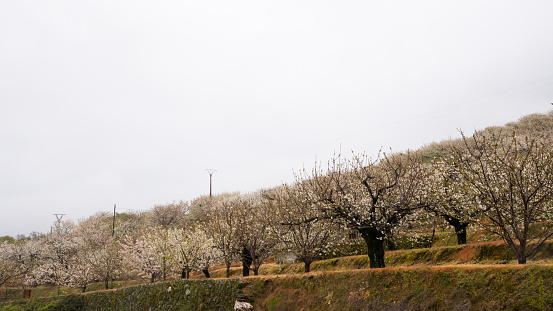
287;130;553;267
2;126;553;290
0;191;350;289
0;215;122;292
169;129;553;271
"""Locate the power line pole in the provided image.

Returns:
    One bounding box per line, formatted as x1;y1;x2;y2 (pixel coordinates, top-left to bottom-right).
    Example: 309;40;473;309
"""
206;169;216;197
53;214;65;225
52;214;66;234
112;204;116;237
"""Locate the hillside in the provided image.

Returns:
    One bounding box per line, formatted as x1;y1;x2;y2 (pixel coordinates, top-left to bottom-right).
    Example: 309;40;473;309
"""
3;110;553;310
4;241;553;310
419;110;553;162
243;264;553;311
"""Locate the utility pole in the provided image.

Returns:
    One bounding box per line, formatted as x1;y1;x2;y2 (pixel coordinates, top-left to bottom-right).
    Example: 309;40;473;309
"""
53;214;66;234
206;169;216;198
54;214;65;225
112;204;116;237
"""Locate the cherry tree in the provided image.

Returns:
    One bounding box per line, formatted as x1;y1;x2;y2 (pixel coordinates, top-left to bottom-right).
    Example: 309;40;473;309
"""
237;192;281;276
295;151;428;268
272;185;343;272
113;211;148;238
445;131;553;264
0;242;22;287
145;227;177;281
22;214;125;292
3;238;43;289
188;195;213;224
148;201;189;228
202;193;242;278
169;226;220;279
120;233;162;283
25;224;77;289
72;213;123;290
425;162;476;245
65;243;97;293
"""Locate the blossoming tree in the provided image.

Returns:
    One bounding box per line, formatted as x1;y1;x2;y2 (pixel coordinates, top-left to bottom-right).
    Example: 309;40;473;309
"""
295;151;429;268
445;131;553;264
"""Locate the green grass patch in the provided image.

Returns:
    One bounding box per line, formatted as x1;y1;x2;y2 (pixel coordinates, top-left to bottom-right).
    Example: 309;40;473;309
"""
244;265;553;310
1;279;241;311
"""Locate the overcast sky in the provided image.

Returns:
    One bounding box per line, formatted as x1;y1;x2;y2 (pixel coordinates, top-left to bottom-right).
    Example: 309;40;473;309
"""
1;1;553;237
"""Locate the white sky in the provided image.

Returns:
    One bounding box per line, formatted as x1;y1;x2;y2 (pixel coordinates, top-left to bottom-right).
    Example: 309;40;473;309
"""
1;1;553;237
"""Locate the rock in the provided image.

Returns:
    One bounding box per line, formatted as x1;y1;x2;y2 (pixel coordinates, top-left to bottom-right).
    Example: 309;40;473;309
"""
234;300;253;310
236;292;249;302
500;260;508;264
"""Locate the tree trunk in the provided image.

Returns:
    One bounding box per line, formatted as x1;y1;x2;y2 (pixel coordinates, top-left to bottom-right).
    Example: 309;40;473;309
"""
242;247;253;277
359;228;386;268
226;263;231;278
518;255;527;264
180;267;191;279
444;215;469;245
304;261;311;273
82;286;86;293
242;260;250;277
104;277;109;290
517;241;527;264
162;258;167;281
202;268;210;278
428;218;437;248
253;266;259;276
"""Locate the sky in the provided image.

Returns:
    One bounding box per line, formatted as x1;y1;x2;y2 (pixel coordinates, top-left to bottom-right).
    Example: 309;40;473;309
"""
1;1;553;237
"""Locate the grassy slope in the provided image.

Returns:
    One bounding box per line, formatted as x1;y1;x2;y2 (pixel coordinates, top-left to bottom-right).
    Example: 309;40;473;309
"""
0;279;148;302
3;239;553;310
199;240;553;278
244;265;553;311
4;226;553;310
227;241;553;310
